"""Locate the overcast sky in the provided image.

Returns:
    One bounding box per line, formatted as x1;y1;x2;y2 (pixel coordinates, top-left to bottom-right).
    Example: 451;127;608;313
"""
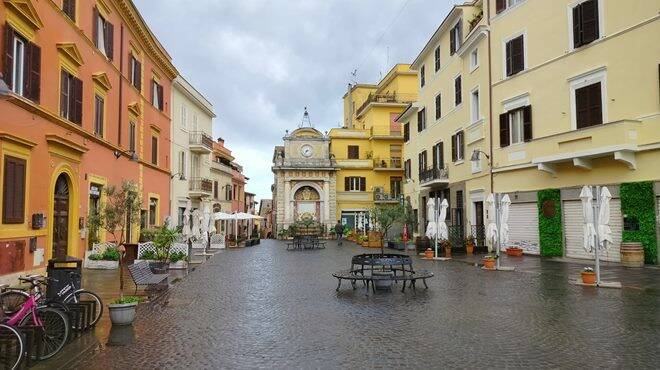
134;0;456;203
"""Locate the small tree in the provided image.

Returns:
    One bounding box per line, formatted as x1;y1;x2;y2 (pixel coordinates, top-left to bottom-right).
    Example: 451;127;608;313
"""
101;181;142;247
370;203;405;254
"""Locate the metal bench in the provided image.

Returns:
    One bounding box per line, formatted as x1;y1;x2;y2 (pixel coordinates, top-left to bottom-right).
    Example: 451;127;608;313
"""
127;262;169;295
333;269;433;294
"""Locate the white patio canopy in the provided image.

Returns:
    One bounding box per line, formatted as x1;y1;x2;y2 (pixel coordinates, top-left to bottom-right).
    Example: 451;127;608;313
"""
214;212;264;240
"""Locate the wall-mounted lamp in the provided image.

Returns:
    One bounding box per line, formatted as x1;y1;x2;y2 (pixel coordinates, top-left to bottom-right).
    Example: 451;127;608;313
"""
470;149;490;165
130;151;139;162
170;172;185;180
113;150;122;159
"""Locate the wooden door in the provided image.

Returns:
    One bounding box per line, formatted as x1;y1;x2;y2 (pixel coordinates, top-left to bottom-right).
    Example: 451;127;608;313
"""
475;201;484;227
53;174;70;259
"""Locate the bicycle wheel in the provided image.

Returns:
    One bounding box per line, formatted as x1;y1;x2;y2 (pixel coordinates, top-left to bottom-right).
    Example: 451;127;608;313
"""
0;291;28;317
64;290;103;328
0;324;24;370
18;307;69;360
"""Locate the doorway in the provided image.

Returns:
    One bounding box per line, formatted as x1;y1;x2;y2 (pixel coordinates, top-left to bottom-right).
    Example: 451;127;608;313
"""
53;174;70;259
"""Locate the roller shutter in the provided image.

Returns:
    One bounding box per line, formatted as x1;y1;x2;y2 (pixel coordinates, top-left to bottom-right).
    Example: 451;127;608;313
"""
507;202;539;255
563;199;622;262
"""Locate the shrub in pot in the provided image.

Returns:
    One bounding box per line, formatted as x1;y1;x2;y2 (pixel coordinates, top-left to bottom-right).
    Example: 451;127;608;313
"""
424;248;435;259
108;296;140;326
505;247;524;257
483;254;496;269
465;235;475;255
581;267;596;284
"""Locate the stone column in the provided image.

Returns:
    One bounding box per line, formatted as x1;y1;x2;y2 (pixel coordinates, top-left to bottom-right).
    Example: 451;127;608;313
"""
284;180;292;224
323;180;330;224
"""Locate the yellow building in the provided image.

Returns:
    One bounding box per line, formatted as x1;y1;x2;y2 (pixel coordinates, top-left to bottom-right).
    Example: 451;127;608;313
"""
402;0;659;263
329;64;418;228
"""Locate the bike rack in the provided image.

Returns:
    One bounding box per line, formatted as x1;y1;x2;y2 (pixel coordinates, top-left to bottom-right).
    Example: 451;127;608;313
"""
16;325;43;365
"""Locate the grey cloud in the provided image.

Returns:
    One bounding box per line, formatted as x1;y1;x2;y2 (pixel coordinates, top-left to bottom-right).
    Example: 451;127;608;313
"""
134;0;456;201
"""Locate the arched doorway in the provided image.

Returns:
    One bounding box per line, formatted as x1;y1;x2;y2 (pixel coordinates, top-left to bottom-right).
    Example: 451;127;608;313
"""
294;186;320;222
53;174;70;259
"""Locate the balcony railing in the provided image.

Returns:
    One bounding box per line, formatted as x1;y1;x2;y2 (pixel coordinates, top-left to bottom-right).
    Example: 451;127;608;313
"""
356;92;417;117
419;166;449;184
211;160;233;174
189;131;213;151
189;177;213;195
373;192;401;203
373;158;403;169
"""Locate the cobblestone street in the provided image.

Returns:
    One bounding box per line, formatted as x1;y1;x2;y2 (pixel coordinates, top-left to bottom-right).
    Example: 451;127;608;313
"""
62;240;658;369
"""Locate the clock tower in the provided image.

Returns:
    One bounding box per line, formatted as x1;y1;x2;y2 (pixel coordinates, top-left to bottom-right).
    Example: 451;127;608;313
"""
271;109;338;232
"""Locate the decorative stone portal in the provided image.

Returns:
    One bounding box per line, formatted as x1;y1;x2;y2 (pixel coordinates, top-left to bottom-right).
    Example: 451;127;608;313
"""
294;186;320;221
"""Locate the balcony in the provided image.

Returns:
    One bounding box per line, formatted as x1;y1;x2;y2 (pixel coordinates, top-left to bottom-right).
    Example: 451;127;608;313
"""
374;192;401;203
189;177;213;198
189;131;213;153
373;158;403;171
356;92;417;118
211;160;233;174
334;158;373;169
419;166;449;188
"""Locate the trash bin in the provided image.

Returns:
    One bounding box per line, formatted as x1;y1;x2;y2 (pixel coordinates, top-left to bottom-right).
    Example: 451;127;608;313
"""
46;256;82;300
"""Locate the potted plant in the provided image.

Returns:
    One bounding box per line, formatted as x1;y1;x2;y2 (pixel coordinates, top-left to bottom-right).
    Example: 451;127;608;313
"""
169;251;188;269
388;235;404;250
108;296;140;326
370;203;405;254
465;235;475;255
86;246;120;269
483;254;496;269
228;234;237;247
152;226;180;272
581;267;596;284
424;248;435;259
505;246;524;257
440;239;452;258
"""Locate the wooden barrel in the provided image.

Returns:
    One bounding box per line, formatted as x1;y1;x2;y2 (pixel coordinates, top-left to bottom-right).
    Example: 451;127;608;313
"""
620;242;644;268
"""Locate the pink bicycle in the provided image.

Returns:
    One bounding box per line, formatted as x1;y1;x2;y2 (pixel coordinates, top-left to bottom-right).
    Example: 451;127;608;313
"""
2;275;70;360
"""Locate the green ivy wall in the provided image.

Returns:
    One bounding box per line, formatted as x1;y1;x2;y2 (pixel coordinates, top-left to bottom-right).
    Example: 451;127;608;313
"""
620;182;657;264
537;189;563;257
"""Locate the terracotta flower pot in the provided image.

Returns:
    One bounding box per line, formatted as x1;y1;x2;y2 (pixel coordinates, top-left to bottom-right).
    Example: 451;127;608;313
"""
444;247;452;258
506;247;523;257
466;243;474;255
483;258;495;269
581;271;596;284
424;248;435;259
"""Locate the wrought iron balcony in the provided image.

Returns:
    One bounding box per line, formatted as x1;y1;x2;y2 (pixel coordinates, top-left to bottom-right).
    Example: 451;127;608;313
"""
419;166;449;186
189;177;213;197
356;92;417;117
189;131;213;153
373;157;403;170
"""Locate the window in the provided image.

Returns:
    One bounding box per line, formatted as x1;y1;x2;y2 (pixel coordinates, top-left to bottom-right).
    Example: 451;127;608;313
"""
471;88;480;123
178;151;186;177
62;0;76;21
93;94;104;136
499;105;532;147
420;65;425;88
129;53;141;90
60;70;82;124
2;156;26;224
470;49;479;71
449;20;462;55
435;94;442;120
417;108;426;132
572;0;599;48
434;46;441;72
225;185;232;201
149;198;157;226
347;145;359;159
505;35;524;77
575;82;602;129
214;181;219;199
454;76;462;106
403;123;410;143
390;177;402;197
129;121;136;152
181;105;187;129
151;135;158;165
152;80;164;111
455;190;464;226
344;177;365;192
192;113;198;131
404;159;411;179
451;131;464;162
4;26;40;102
418;151;427;172
432;142;444;169
496;0;525;14
93;8;114;60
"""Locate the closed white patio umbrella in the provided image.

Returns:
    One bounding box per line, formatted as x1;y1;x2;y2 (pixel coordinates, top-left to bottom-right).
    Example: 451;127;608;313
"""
598;187;613;250
500;194;511;248
579;186;596;253
191;209;201;240
425;197;437;239
486;194;497;253
182;206;191;240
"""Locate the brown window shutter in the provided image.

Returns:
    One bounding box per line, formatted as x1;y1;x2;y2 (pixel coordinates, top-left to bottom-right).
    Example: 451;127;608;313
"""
450;27;456;55
150;79;155;105
505;39;512;76
60;70;68;117
157;85;164;111
3;25;15;90
588;83;602;126
512;36;524;75
458;132;464;160
92;7;99;48
496;0;506;13
3;156;26;224
73;77;83;124
455;77;461;105
435;94;441;119
575;86;590;128
499;112;510;147
344;177;349;191
572;5;582;47
360;177;366;192
581;0;599;45
438;142;444;168
136;61;142;91
523;105;533;142
27;42;40;102
151;136;158;164
63;0;76;21
451;134;457;162
105;21;114;60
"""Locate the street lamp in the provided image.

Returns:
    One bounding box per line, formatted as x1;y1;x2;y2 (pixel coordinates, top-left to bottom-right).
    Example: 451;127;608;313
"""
470;149;490;164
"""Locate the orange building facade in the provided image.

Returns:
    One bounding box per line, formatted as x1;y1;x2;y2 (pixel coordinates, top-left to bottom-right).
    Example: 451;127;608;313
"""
231;164;246;213
0;0;177;282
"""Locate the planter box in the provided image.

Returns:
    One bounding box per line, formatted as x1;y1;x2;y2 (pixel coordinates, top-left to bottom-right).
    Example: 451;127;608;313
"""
505;247;523;257
85;259;119;270
109;302;138;326
169;261;188;270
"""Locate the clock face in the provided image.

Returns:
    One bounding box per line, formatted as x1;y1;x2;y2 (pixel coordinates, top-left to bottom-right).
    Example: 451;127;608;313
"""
301;145;313;158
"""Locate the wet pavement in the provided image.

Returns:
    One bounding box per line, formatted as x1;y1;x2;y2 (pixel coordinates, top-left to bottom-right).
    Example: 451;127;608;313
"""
40;240;659;369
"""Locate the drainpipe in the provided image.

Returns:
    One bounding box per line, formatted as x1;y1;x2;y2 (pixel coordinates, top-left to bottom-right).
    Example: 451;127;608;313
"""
486;0;494;194
118;24;124;148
